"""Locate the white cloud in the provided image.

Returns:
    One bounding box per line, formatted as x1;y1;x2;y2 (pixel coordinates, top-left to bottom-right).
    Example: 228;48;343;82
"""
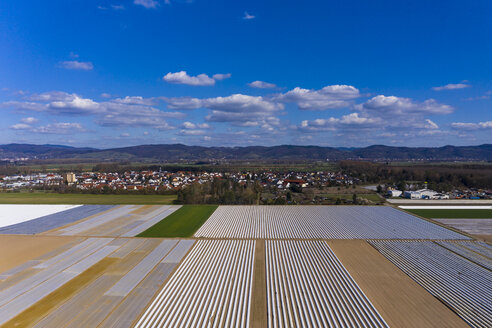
432;83;471;91
111;4;125;10
21;117;38;124
100;93;112;99
357;95;453;115
248;80;277;89
425;119;439;129
178;129;207;136
134;0;159;9
204;94;284;127
276;85;360;110
163;97;203;110
203;136;211;141
4;92;183;131
451;121;492;130
11;123;31;130
32;122;86;134
163;71;215;86
49;95;100;114
59;61;94;71
29;91;75;102
182;122;210;129
300;113;380;132
203;94;283;113
212;73;231;80
120;132;130;137
163;71;231;86
243;12;255;20
2;101;47;112
112;96;157;106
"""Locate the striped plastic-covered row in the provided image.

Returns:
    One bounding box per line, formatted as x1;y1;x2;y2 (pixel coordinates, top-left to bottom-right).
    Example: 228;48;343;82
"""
195;206;467;239
370;240;492;328
436;241;492;271
135;239;255;328
266;240;388;328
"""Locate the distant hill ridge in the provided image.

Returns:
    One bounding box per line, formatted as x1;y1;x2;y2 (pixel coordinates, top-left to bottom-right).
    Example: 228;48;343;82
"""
0;143;491;161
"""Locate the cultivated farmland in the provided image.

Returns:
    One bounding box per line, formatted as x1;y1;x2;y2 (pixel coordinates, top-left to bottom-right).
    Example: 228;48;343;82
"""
265;240;388;327
0;204;490;328
194;205;467;239
135;240;255;328
370;240;492;328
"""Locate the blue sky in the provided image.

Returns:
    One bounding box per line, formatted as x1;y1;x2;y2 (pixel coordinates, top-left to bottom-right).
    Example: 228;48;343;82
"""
0;0;491;148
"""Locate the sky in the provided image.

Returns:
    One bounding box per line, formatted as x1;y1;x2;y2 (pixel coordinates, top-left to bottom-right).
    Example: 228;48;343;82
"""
0;0;491;148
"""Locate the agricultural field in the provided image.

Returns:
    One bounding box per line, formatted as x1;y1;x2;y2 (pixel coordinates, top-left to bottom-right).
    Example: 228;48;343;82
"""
0;193;177;205
403;208;492;219
0;204;490;327
194;206;467;239
370;240;492;328
137;205;218;238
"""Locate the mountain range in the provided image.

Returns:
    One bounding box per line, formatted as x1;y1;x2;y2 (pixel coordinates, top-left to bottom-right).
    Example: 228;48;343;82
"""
1;143;491;162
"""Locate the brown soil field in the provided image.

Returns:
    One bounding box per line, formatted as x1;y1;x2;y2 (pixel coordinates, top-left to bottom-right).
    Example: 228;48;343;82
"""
250;240;267;328
2;257;117;328
0;235;79;273
328;240;469;328
473;234;492;243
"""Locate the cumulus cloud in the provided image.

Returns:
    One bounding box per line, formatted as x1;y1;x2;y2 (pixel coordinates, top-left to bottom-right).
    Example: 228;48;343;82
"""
424;119;439;129
28;91;75;102
451;121;492;130
112;96;157;106
356;95;453;115
181;122;210;129
178;129;207;136
59;60;94;71
32;122;86;134
203;94;284;127
243;12;255;20
433;83;471;91
212;73;232;80
276;85;360;110
21;117;38;124
10;123;31;130
134;0;159;8
300;113;380;132
3;91;183;131
163;71;231;86
163;97;203;110
248;80;277;89
163;71;215;86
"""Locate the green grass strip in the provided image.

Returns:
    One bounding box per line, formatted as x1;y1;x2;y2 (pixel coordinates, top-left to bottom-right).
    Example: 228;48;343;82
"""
405;209;492;219
137;205;218;238
0;193;176;205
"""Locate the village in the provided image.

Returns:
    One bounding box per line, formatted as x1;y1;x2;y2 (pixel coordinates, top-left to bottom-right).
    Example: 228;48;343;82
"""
0;170;358;192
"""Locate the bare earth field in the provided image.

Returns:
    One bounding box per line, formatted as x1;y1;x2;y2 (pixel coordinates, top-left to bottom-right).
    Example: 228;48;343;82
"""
0;235;79;273
328;240;468;328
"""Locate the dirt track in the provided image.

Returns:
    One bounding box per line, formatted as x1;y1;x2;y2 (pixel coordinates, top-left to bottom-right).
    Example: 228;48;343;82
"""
328;240;469;328
0;235;78;273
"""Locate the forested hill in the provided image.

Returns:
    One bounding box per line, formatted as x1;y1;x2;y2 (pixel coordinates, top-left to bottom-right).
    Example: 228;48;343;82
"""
1;143;491;162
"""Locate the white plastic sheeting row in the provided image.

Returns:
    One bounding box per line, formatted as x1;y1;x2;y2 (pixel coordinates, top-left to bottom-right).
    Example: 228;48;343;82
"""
135;240;255;328
195;206;467;239
0;237;114;325
370;240;492;328
266;240;388;328
436;241;492;271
